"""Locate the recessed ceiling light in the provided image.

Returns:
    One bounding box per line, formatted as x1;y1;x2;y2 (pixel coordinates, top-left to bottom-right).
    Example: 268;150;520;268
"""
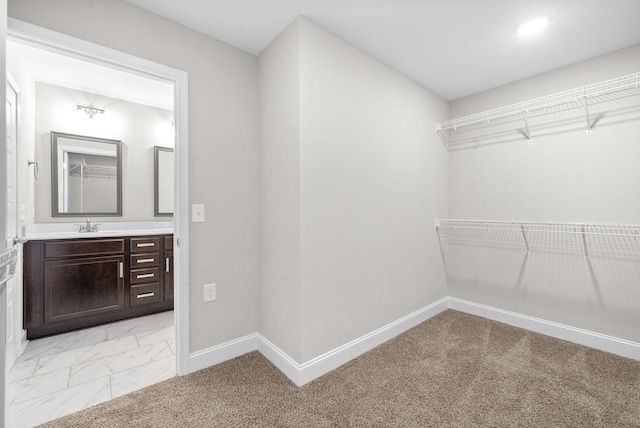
517;15;550;37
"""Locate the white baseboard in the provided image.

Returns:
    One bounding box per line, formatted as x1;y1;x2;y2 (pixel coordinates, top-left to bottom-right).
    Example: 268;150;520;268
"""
257;297;449;386
188;333;258;373
187;296;640;384
448;297;640;360
186;297;448;385
255;334;303;385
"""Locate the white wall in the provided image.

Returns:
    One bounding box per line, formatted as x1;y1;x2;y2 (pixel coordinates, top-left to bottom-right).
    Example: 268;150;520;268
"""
447;44;640;342
258;20;302;361
259;18;450;364
298;19;449;362
33;82;173;222
8;0;260;353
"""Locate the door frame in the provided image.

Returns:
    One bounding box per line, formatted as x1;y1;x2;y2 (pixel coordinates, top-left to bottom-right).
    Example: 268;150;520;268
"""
7;18;190;375
5;73;24;370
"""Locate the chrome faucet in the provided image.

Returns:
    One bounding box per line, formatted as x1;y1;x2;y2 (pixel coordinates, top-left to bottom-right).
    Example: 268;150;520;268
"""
77;218;99;233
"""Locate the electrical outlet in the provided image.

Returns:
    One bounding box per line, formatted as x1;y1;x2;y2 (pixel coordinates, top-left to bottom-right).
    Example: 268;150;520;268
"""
203;283;216;302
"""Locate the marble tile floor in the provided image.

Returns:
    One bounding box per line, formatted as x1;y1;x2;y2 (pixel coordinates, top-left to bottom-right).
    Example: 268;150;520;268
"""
8;311;176;428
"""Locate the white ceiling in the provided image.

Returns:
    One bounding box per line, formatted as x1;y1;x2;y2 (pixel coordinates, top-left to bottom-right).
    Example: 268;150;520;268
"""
124;0;640;101
10;1;640;106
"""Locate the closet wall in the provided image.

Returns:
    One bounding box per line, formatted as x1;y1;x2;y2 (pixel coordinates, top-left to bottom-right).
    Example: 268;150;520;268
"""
447;44;640;342
259;18;449;364
297;19;449;362
258;18;302;361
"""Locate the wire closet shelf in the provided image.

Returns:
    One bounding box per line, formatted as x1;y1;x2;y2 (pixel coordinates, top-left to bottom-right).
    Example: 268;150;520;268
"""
435;72;640;149
435;218;640;261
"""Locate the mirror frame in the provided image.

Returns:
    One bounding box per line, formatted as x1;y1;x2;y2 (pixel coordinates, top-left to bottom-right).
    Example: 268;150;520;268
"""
51;131;123;217
154;146;174;217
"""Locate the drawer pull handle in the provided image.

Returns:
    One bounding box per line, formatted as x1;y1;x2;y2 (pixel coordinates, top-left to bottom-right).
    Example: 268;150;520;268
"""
137;258;155;264
137;292;155;299
166;258;170;272
119;262;123;278
136;243;155;248
136;273;155;279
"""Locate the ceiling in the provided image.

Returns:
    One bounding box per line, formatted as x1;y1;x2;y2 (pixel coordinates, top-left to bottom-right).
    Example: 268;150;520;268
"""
9;1;640;106
123;0;640;101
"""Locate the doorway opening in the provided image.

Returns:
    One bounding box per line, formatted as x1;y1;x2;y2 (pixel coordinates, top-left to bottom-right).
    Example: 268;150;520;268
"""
6;19;189;426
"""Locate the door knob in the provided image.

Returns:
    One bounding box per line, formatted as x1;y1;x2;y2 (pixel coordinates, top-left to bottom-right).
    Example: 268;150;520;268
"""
13;236;28;245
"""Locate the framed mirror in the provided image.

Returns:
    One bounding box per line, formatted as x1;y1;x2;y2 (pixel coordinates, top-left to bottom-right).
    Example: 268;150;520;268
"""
154;146;174;216
51;131;122;217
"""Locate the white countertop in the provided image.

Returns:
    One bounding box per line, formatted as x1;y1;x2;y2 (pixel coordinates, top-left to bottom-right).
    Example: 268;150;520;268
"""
24;221;174;240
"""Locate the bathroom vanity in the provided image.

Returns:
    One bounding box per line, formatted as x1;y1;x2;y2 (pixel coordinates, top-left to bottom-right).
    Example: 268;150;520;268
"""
23;224;174;339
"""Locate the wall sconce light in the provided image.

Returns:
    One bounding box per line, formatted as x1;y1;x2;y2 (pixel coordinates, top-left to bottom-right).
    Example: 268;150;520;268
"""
76;104;105;118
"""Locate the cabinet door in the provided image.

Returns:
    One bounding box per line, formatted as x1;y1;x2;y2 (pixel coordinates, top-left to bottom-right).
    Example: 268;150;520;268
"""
44;255;125;323
164;250;173;301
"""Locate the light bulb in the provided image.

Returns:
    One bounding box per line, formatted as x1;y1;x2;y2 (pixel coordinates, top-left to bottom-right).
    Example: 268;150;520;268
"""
517;16;550;37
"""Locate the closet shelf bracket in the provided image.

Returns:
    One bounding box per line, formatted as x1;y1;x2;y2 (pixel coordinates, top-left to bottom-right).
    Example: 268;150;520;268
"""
435;123;449;149
580;226;590;261
583;93;593;135
520;224;530;255
521;107;532;143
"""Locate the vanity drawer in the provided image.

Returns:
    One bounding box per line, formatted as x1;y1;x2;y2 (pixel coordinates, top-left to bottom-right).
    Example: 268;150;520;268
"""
44;239;125;259
130;253;159;268
130;267;160;284
130;283;160;306
130;237;160;253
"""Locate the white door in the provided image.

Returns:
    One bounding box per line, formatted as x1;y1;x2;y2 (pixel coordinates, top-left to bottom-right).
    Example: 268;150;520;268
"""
5;79;22;370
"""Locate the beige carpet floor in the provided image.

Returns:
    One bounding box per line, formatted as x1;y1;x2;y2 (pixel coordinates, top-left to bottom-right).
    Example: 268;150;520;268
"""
41;310;640;427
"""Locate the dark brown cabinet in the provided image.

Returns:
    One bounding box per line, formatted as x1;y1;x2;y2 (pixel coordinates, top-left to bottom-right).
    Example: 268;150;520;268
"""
24;234;173;339
163;235;174;301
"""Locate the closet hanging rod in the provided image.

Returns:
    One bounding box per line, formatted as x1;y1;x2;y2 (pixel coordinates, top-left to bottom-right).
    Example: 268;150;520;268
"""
435;219;640;239
437;72;639;132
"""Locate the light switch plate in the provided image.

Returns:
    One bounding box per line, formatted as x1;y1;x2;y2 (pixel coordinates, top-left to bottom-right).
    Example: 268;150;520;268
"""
192;204;205;222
